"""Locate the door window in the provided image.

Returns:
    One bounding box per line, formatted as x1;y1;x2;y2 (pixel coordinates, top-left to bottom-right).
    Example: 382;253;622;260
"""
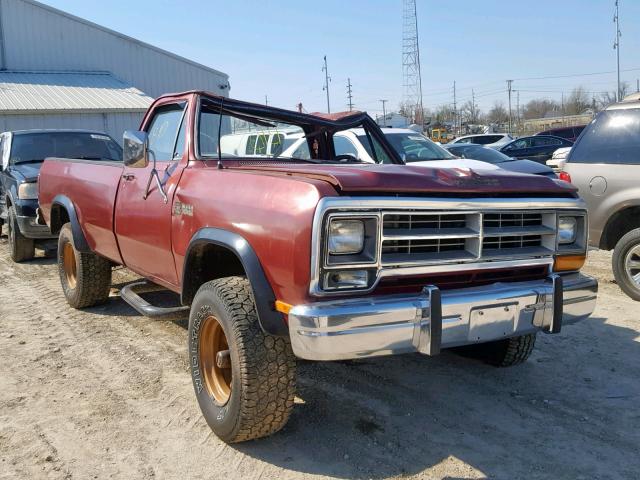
146;103;186;162
533;137;562;147
269;134;285;156
569;109;640;164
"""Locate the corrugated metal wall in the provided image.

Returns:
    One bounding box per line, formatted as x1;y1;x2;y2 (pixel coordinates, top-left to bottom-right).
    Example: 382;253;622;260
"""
0;112;144;144
0;0;230;99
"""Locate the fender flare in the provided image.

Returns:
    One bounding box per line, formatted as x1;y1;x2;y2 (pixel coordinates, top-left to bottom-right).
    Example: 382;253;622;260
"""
51;194;90;252
182;228;286;336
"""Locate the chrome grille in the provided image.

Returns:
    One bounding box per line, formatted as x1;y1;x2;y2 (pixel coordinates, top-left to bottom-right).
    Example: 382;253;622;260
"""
381;210;556;266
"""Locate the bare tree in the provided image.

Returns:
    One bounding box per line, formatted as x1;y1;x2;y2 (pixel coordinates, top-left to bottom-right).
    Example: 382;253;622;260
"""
523;99;559;120
565;86;591;115
432;103;453;124
460;100;481;124
486;102;508;124
599;81;630;109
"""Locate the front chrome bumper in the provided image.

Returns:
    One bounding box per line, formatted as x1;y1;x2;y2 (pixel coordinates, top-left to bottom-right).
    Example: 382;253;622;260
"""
288;273;597;361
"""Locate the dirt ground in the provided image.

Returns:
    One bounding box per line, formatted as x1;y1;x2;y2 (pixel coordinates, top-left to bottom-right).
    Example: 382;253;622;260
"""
0;233;638;480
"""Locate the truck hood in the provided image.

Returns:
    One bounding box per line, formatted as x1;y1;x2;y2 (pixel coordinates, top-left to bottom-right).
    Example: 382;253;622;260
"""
231;163;577;196
10;161;43;183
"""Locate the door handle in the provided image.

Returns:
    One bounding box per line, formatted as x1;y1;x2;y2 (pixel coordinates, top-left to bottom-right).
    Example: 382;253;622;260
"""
122;173;136;181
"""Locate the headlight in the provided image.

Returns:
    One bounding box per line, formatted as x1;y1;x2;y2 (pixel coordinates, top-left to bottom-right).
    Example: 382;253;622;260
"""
328;219;364;255
18;182;38;200
558;216;577;244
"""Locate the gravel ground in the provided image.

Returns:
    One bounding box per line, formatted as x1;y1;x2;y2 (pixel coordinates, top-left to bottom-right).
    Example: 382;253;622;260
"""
0;233;638;480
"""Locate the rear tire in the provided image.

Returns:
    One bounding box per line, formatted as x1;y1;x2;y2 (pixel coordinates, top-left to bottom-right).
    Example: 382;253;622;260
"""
188;276;296;443
57;223;112;308
7;206;35;262
454;333;537;367
612;228;640;301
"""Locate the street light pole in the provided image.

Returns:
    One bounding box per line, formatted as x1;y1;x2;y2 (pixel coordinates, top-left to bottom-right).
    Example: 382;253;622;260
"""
614;1;622;101
322;55;331;113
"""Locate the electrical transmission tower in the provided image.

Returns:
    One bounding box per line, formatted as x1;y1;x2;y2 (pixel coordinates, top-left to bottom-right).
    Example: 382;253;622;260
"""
402;0;424;127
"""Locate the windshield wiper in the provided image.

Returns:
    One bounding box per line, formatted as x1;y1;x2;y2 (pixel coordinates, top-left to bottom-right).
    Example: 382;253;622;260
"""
75;155;115;161
13;159;44;164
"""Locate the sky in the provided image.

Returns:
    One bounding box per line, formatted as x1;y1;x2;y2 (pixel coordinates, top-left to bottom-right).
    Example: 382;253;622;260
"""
42;0;640;118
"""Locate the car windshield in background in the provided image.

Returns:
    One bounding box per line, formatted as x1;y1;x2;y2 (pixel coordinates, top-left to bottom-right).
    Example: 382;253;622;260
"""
360;132;454;162
10;132;122;163
446;145;512;164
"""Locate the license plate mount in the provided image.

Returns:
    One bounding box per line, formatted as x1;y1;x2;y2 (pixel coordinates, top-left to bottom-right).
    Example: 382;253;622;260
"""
468;303;517;342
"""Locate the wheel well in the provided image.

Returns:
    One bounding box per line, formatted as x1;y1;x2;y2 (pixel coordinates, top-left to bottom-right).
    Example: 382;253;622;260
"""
182;242;247;305
49;204;70;235
600;206;640;250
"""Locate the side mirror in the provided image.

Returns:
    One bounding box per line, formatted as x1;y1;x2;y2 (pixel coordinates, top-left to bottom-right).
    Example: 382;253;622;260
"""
123;130;149;168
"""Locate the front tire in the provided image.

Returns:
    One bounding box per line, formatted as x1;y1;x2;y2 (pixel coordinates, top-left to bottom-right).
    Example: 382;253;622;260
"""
7;206;35;262
57;223;112;308
612;228;640;301
454;333;537;367
188;276;296;443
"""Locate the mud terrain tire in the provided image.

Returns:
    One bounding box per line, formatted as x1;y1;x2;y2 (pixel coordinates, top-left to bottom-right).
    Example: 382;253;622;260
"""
57;223;111;308
454;333;537;367
7;206;35;262
189;276;296;443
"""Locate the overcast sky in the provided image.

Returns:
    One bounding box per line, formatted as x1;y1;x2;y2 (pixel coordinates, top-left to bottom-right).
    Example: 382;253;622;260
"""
43;0;640;117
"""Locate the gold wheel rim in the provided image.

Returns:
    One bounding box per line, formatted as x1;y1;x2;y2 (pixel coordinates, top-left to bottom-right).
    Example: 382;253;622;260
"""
62;242;77;289
199;315;232;406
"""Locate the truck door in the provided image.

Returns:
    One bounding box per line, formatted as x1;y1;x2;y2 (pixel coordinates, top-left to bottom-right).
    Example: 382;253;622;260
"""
114;102;187;287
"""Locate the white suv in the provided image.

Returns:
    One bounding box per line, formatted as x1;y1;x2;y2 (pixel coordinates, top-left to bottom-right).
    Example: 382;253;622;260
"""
450;133;513;150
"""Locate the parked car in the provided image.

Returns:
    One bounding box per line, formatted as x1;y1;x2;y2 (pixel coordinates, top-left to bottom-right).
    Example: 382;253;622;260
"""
562;96;640;300
39;91;596;443
499;135;574;164
0;129;122;261
443;143;557;178
284;128;502;171
449;133;513;149
546;146;572;173
536;125;586;143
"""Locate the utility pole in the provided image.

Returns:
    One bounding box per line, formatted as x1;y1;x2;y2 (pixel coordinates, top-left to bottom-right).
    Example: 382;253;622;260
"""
561;92;565;115
322;55;331;113
347;78;354;111
636;78;639;93
471;88;476;123
264;95;268;106
297;102;303;113
453;81;457;134
380;99;388;127
516;90;520;133
507;80;513;134
614;0;622;101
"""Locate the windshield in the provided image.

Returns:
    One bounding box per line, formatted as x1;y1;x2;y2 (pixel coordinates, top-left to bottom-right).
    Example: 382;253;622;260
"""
368;132;454;162
445;145;513;164
10;132;122;163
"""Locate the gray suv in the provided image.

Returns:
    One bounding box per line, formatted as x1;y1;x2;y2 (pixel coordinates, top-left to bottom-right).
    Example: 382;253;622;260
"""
564;94;640;300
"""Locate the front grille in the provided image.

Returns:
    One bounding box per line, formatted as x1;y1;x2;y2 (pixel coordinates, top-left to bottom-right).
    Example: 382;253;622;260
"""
381;210;556;266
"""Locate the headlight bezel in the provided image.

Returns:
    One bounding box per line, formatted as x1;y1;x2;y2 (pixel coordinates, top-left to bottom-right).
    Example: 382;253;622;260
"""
18;182;38;200
556;212;587;254
323;214;379;267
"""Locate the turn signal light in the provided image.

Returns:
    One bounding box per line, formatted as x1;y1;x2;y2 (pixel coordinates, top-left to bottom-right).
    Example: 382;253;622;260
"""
558;171;572;183
554;254;586;272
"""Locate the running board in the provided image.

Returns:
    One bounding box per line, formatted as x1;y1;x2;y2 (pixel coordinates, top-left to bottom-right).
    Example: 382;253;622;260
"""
120;281;190;318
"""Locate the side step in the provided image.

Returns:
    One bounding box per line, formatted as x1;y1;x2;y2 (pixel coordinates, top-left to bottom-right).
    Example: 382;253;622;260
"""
120;281;190;318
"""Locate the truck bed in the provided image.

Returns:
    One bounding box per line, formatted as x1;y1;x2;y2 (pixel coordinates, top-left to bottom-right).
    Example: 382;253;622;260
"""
39;158;124;263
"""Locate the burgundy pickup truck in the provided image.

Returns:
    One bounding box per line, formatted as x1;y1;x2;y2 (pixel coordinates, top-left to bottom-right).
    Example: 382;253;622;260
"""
38;91;597;443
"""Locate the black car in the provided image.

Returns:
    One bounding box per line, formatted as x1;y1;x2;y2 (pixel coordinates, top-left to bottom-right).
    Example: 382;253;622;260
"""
0;130;122;262
443;144;557;178
499;135;573;164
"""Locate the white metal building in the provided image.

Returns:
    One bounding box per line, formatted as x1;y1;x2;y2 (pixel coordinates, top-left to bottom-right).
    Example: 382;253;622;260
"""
0;0;230;141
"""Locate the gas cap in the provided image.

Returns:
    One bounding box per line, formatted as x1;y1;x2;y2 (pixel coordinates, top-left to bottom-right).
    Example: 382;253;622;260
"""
589;176;607;196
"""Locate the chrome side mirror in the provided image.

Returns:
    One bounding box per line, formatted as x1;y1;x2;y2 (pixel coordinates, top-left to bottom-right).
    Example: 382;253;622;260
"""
123;130;149;168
